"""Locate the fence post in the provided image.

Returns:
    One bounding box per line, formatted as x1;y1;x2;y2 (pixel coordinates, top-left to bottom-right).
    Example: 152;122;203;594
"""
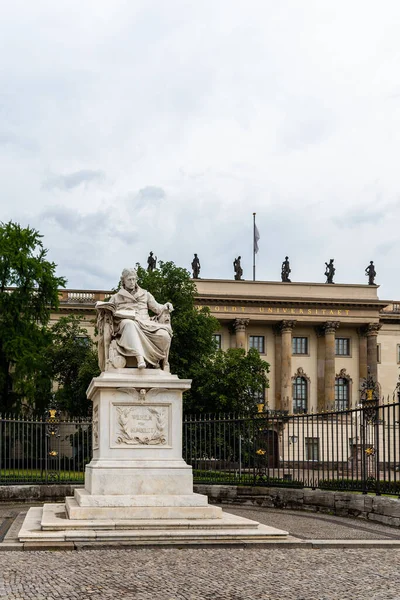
45;408;61;483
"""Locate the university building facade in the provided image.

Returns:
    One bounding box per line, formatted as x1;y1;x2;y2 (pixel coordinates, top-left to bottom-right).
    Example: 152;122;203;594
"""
54;279;400;414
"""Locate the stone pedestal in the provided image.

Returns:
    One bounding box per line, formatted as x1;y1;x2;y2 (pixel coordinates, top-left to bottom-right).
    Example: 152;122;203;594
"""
19;369;288;546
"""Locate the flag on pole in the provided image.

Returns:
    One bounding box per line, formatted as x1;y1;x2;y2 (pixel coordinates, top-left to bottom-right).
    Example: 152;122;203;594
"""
254;223;260;254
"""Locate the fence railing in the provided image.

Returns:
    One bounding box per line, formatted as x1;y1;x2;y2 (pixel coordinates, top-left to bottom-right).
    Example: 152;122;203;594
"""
1;402;400;495
0;413;91;485
183;401;400;495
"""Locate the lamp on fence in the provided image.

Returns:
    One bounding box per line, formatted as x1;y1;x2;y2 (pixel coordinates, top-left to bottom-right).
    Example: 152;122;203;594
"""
360;367;379;405
289;436;298;444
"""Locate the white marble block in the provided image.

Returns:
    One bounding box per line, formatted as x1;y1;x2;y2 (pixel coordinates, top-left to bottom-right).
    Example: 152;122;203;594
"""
83;369;194;501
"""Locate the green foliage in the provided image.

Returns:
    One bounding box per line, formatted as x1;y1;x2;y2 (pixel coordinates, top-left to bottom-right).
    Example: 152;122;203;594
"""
136;261;220;381
0;221;66;412
319;477;400;495
187;348;270;414
48;315;100;416
116;261;270;414
192;470;303;488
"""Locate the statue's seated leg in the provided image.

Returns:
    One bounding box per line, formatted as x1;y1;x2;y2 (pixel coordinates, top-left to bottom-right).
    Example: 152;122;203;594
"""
137;356;146;369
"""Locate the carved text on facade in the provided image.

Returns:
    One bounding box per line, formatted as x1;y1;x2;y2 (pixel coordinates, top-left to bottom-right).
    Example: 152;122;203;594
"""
115;405;168;446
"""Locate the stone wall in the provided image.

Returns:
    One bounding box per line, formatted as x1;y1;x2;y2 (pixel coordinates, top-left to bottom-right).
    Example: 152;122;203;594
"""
0;484;81;503
1;483;400;529
194;484;400;528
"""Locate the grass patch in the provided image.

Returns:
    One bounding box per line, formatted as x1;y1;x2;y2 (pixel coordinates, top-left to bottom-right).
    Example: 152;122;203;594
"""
192;469;303;488
0;469;84;484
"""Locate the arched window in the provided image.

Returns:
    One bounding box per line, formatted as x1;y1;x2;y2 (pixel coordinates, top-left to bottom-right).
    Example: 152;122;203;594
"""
335;378;349;410
292;377;307;414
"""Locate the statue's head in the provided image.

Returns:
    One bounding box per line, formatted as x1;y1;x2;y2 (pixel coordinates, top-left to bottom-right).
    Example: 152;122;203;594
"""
121;268;138;290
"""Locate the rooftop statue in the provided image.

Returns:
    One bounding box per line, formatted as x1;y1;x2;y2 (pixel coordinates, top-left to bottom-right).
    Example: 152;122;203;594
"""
281;256;291;282
147;251;157;272
324;259;335;284
96;268;173;372
365;261;376;285
233;256;243;280
191;253;201;279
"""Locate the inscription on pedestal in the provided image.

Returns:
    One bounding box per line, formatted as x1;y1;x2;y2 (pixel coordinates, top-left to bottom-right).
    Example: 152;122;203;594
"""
111;404;170;447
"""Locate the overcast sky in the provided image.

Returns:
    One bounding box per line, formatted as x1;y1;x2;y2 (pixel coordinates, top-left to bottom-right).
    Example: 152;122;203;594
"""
1;1;400;298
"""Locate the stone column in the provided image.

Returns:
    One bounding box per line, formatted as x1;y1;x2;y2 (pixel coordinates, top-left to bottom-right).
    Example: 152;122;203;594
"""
322;321;340;411
365;323;382;382
232;318;249;350
278;320;296;412
315;326;325;413
358;328;368;383
273;325;282;410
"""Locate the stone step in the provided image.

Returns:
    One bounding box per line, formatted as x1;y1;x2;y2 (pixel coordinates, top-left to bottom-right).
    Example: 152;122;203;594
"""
19;506;288;544
74;489;210;507
65;498;222;522
41;504;263;531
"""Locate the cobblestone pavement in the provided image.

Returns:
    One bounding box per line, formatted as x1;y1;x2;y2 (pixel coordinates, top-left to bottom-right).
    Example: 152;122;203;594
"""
224;505;400;540
0;545;400;599
1;503;400;599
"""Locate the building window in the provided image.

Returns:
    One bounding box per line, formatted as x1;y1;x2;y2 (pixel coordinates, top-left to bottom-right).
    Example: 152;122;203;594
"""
292;337;308;355
397;344;400;364
335;338;350;356
335;378;349;410
393;303;400;312
212;334;222;349
292;377;307;414
249;336;265;354
377;344;381;364
305;437;319;461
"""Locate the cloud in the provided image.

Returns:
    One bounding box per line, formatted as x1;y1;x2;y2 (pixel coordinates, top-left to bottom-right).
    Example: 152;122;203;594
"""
42;170;105;191
137;186;166;204
39;205;137;242
2;2;400;298
333;208;385;228
40;205;106;233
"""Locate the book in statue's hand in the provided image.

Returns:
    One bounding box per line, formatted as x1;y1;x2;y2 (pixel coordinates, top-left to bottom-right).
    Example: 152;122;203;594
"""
95;301;116;313
114;308;136;319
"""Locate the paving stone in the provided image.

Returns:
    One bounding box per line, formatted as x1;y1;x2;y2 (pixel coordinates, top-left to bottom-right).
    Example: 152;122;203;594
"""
0;502;400;598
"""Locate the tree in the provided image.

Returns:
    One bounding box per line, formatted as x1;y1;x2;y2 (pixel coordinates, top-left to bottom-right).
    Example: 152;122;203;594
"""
135;261;220;382
48;315;99;416
186;348;270;414
135;261;270;414
0;221;66;412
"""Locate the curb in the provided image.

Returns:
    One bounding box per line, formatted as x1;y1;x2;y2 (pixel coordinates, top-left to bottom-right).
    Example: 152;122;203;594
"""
3;538;400;551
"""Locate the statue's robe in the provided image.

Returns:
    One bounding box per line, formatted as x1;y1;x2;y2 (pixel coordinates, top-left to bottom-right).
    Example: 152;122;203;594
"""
106;287;172;366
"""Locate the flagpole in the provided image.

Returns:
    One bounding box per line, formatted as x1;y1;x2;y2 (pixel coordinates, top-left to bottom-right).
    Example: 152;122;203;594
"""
253;212;256;281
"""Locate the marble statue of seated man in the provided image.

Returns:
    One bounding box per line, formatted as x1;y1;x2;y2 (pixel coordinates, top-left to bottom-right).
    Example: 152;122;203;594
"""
96;267;173;372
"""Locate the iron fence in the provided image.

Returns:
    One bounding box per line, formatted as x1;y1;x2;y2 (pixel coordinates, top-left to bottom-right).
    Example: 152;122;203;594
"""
183;401;400;495
0;411;91;485
1;401;400;495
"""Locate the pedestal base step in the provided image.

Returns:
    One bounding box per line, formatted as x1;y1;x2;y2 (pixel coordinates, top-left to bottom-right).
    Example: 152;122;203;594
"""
75;489;210;507
19;506;288;545
64;499;222;523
